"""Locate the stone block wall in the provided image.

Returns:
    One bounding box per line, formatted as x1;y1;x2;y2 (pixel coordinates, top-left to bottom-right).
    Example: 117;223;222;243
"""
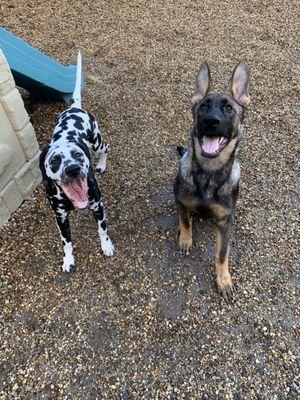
0;49;41;228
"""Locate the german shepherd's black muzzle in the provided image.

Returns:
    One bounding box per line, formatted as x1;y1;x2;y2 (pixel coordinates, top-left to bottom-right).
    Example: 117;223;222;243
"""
174;60;250;300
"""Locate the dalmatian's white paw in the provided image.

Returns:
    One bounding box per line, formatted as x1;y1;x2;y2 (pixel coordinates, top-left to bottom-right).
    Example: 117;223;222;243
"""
62;254;75;272
95;166;105;174
95;158;107;174
101;237;115;256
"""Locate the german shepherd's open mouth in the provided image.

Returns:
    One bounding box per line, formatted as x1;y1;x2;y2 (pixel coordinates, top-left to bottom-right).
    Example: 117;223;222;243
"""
200;135;229;158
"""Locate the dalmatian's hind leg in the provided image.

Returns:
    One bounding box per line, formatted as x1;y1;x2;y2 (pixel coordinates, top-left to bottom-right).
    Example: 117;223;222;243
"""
93;201;115;256
88;115;109;174
95;141;109;174
88;183;115;257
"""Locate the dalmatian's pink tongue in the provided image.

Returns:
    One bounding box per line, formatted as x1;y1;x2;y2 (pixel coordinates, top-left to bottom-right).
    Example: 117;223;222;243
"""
201;136;220;155
60;178;88;209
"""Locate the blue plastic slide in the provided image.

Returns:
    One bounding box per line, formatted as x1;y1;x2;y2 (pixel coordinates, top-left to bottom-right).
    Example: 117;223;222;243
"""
0;27;80;102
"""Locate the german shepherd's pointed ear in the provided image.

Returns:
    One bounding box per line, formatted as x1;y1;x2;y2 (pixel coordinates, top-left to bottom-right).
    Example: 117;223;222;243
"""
230;61;250;107
192;61;212;104
39;146;50;189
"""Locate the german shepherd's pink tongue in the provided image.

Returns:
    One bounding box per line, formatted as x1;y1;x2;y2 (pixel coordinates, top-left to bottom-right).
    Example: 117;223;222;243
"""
60;177;88;209
202;136;220;154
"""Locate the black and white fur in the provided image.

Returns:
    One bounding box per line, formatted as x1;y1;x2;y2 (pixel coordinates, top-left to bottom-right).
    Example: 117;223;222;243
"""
40;52;114;272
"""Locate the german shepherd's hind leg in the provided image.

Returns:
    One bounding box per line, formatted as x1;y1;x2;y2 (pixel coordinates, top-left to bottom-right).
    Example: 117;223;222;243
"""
215;217;234;300
178;203;193;255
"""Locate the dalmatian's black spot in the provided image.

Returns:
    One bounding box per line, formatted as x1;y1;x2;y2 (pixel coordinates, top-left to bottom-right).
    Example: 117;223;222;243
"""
60;121;69;131
87;129;96;144
71;115;84;123
53;130;63;142
88;112;95;124
58;114;85;132
88;113;99;133
66;130;77;141
49;155;62;173
78;142;92;162
57;110;68;121
69;107;85;114
78;132;87;141
74;120;84;130
67;130;76;136
76;138;84;147
101;220;107;231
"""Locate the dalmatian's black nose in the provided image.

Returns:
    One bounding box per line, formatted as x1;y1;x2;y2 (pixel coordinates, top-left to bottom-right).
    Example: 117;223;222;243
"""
65;164;81;178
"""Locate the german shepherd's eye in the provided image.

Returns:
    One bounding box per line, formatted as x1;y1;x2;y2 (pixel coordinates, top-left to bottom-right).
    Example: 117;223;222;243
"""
224;104;233;112
200;103;207;111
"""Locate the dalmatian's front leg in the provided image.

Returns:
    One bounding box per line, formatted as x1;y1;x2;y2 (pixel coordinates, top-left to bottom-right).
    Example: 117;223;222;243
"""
89;198;114;256
55;212;75;272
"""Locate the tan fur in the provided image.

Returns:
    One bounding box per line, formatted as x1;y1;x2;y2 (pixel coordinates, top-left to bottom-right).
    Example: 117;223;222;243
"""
215;229;233;293
180;196;201;210
179;213;193;254
194;136;238;172
209;204;231;220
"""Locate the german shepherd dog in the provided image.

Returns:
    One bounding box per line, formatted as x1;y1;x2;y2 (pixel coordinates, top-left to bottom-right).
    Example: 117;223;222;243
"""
174;61;250;299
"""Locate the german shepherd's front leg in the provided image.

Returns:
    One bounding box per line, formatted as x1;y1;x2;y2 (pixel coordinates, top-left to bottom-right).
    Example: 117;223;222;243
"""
178;202;193;255
215;216;234;300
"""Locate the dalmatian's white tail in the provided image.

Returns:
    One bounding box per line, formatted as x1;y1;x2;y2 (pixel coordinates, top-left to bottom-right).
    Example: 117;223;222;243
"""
72;51;82;108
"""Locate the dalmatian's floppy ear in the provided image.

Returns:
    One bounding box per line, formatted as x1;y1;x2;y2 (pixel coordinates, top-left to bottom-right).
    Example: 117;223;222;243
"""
39;146;51;189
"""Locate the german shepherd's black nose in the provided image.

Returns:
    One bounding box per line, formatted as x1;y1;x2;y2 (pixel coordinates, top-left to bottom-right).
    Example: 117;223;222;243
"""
65;164;81;177
203;117;221;127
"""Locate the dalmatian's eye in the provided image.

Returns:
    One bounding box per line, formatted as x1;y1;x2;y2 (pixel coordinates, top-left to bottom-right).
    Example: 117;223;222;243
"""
74;152;82;158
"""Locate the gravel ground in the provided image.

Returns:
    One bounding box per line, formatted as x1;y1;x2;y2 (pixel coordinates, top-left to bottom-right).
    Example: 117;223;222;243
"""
1;1;299;399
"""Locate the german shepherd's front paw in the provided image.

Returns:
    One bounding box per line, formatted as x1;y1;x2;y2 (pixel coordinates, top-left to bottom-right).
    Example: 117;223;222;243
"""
179;236;192;255
217;273;234;301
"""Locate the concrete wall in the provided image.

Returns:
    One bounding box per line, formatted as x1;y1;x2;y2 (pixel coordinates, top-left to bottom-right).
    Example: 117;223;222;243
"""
0;50;41;228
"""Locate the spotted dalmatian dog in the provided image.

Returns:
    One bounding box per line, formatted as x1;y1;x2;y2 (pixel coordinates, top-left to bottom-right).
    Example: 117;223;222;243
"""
39;52;114;272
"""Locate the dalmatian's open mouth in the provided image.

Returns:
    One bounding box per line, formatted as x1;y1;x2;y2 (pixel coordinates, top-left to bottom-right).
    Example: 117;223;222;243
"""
200;135;229;158
60;177;88;209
